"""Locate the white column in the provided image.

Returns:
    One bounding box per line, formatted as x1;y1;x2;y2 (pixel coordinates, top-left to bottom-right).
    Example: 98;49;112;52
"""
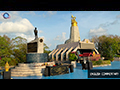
66;47;73;61
94;48;99;54
61;48;68;61
56;48;63;61
48;49;56;59
49;49;56;56
52;49;59;60
37;38;44;53
72;46;79;52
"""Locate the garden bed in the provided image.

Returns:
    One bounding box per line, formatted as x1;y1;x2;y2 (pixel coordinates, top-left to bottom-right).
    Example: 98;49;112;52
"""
93;64;111;67
92;60;111;67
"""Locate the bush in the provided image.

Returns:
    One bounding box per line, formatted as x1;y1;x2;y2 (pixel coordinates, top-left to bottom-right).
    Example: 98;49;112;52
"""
91;59;102;65
69;52;78;61
102;60;111;64
96;59;102;65
114;54;120;57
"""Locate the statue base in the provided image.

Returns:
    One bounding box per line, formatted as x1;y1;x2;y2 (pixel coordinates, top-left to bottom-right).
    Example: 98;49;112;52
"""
3;71;11;79
26;53;48;63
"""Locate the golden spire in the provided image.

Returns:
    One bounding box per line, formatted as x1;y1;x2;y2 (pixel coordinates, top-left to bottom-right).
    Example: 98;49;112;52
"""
71;15;78;26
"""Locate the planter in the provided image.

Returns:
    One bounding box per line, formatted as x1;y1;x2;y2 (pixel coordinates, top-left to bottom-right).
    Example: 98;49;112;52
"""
71;61;76;68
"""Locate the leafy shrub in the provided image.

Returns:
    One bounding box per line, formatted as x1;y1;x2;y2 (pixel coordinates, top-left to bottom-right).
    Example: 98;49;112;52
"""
69;52;78;61
91;59;102;65
96;59;102;65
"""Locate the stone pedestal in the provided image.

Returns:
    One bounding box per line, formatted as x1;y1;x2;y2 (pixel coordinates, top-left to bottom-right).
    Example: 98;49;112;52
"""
26;53;48;63
26;37;48;63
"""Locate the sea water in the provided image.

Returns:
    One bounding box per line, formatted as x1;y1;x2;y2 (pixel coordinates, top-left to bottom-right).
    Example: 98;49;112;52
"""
1;61;120;79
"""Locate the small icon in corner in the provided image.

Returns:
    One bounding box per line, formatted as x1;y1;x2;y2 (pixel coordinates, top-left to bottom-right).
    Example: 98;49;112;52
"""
1;12;11;19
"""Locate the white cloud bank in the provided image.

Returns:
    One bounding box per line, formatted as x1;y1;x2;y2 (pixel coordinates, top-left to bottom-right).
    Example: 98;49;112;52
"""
89;27;107;36
0;11;42;42
0;18;34;33
15;33;34;42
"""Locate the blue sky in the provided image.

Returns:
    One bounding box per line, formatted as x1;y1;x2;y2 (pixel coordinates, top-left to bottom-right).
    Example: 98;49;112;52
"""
0;11;120;51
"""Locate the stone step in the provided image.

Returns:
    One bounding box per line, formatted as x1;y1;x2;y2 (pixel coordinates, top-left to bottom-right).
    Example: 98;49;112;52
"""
15;66;46;70
11;71;42;74
11;73;43;77
18;62;55;67
18;63;44;67
10;62;55;77
11;68;45;72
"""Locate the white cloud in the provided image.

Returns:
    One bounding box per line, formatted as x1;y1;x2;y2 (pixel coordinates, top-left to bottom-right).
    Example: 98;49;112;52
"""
61;32;66;41
116;15;120;18
39;30;43;33
99;20;118;28
47;11;57;15
48;44;52;48
25;11;41;17
89;27;107;36
0;11;36;42
26;11;36;16
42;11;57;18
54;32;67;42
54;35;60;40
0;18;34;34
15;33;34;42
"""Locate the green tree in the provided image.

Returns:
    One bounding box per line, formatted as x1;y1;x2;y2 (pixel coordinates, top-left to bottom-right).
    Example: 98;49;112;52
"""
91;35;120;60
44;43;51;54
0;36;13;66
12;36;27;64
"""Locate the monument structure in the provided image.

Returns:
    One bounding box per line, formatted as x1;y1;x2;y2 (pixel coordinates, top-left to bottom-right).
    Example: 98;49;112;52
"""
26;27;48;63
49;15;99;61
65;15;81;44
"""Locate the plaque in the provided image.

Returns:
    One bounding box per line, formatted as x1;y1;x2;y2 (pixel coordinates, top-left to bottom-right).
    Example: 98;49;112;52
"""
27;42;37;53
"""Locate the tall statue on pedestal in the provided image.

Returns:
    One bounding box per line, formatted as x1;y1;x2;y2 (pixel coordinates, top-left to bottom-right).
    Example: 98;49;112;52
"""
34;27;38;40
26;27;48;63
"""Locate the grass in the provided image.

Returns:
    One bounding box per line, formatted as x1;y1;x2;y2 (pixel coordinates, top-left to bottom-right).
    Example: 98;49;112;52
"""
91;59;111;65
